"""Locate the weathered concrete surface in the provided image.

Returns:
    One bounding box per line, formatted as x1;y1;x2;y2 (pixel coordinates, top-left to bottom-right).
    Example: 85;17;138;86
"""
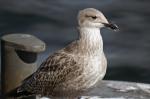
81;80;150;99
1;80;150;99
38;80;150;99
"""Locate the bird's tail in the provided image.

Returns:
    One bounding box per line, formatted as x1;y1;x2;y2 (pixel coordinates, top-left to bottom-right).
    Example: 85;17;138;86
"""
6;86;34;98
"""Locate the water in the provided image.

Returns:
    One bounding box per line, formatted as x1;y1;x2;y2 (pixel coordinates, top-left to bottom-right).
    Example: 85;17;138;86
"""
0;0;150;83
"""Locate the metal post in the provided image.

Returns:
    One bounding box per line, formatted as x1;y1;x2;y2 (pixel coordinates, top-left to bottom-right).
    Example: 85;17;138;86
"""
1;34;46;99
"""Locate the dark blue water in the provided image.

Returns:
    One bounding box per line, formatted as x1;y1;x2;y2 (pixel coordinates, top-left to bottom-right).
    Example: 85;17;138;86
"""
0;0;150;83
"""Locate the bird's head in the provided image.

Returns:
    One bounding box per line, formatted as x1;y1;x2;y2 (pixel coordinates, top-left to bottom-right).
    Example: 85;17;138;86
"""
78;8;118;31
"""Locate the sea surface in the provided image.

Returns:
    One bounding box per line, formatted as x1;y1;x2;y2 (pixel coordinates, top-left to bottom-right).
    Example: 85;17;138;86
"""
0;0;150;83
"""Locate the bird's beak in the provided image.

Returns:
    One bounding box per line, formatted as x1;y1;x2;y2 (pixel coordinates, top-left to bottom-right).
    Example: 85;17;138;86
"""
103;22;119;31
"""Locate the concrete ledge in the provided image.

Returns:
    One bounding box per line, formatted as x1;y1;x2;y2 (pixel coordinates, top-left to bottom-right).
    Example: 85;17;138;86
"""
82;80;150;99
1;80;150;99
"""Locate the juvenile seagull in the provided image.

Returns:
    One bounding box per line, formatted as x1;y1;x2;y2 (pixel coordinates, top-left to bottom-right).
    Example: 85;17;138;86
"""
8;8;118;98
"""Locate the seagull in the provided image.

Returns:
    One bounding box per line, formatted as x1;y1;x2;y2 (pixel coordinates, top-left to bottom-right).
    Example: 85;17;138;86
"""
8;8;118;99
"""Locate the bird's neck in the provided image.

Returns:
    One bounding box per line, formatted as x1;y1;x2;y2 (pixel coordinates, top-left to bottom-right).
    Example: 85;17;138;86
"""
78;27;103;55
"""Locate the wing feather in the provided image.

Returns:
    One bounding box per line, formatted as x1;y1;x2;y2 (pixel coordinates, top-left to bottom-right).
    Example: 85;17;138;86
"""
21;51;79;96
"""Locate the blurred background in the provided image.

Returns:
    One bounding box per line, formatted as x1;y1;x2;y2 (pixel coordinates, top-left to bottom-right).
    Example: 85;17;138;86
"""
0;0;150;83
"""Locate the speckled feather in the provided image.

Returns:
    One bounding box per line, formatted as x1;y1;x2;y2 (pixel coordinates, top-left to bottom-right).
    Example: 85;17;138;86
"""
19;40;107;98
10;8;108;98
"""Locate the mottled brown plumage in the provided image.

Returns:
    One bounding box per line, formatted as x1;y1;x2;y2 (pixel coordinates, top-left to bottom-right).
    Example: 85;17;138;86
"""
8;8;118;98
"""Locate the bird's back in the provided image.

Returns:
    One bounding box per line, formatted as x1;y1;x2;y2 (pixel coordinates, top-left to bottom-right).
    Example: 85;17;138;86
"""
12;41;106;98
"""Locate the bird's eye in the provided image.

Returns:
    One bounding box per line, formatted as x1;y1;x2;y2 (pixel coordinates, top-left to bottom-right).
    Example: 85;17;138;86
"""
91;16;97;19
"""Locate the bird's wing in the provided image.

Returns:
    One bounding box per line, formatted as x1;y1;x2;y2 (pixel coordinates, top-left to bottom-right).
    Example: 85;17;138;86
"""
22;51;80;95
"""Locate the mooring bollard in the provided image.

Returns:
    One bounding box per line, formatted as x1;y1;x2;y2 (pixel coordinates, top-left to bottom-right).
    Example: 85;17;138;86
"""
1;34;46;99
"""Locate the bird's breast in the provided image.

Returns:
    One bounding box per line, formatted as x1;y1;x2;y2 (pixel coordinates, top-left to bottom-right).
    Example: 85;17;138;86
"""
84;56;103;81
72;55;105;89
52;54;106;96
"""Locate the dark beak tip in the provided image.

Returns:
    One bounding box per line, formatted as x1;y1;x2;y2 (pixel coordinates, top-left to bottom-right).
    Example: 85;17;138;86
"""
110;23;119;31
114;29;119;32
103;22;119;31
113;26;119;31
